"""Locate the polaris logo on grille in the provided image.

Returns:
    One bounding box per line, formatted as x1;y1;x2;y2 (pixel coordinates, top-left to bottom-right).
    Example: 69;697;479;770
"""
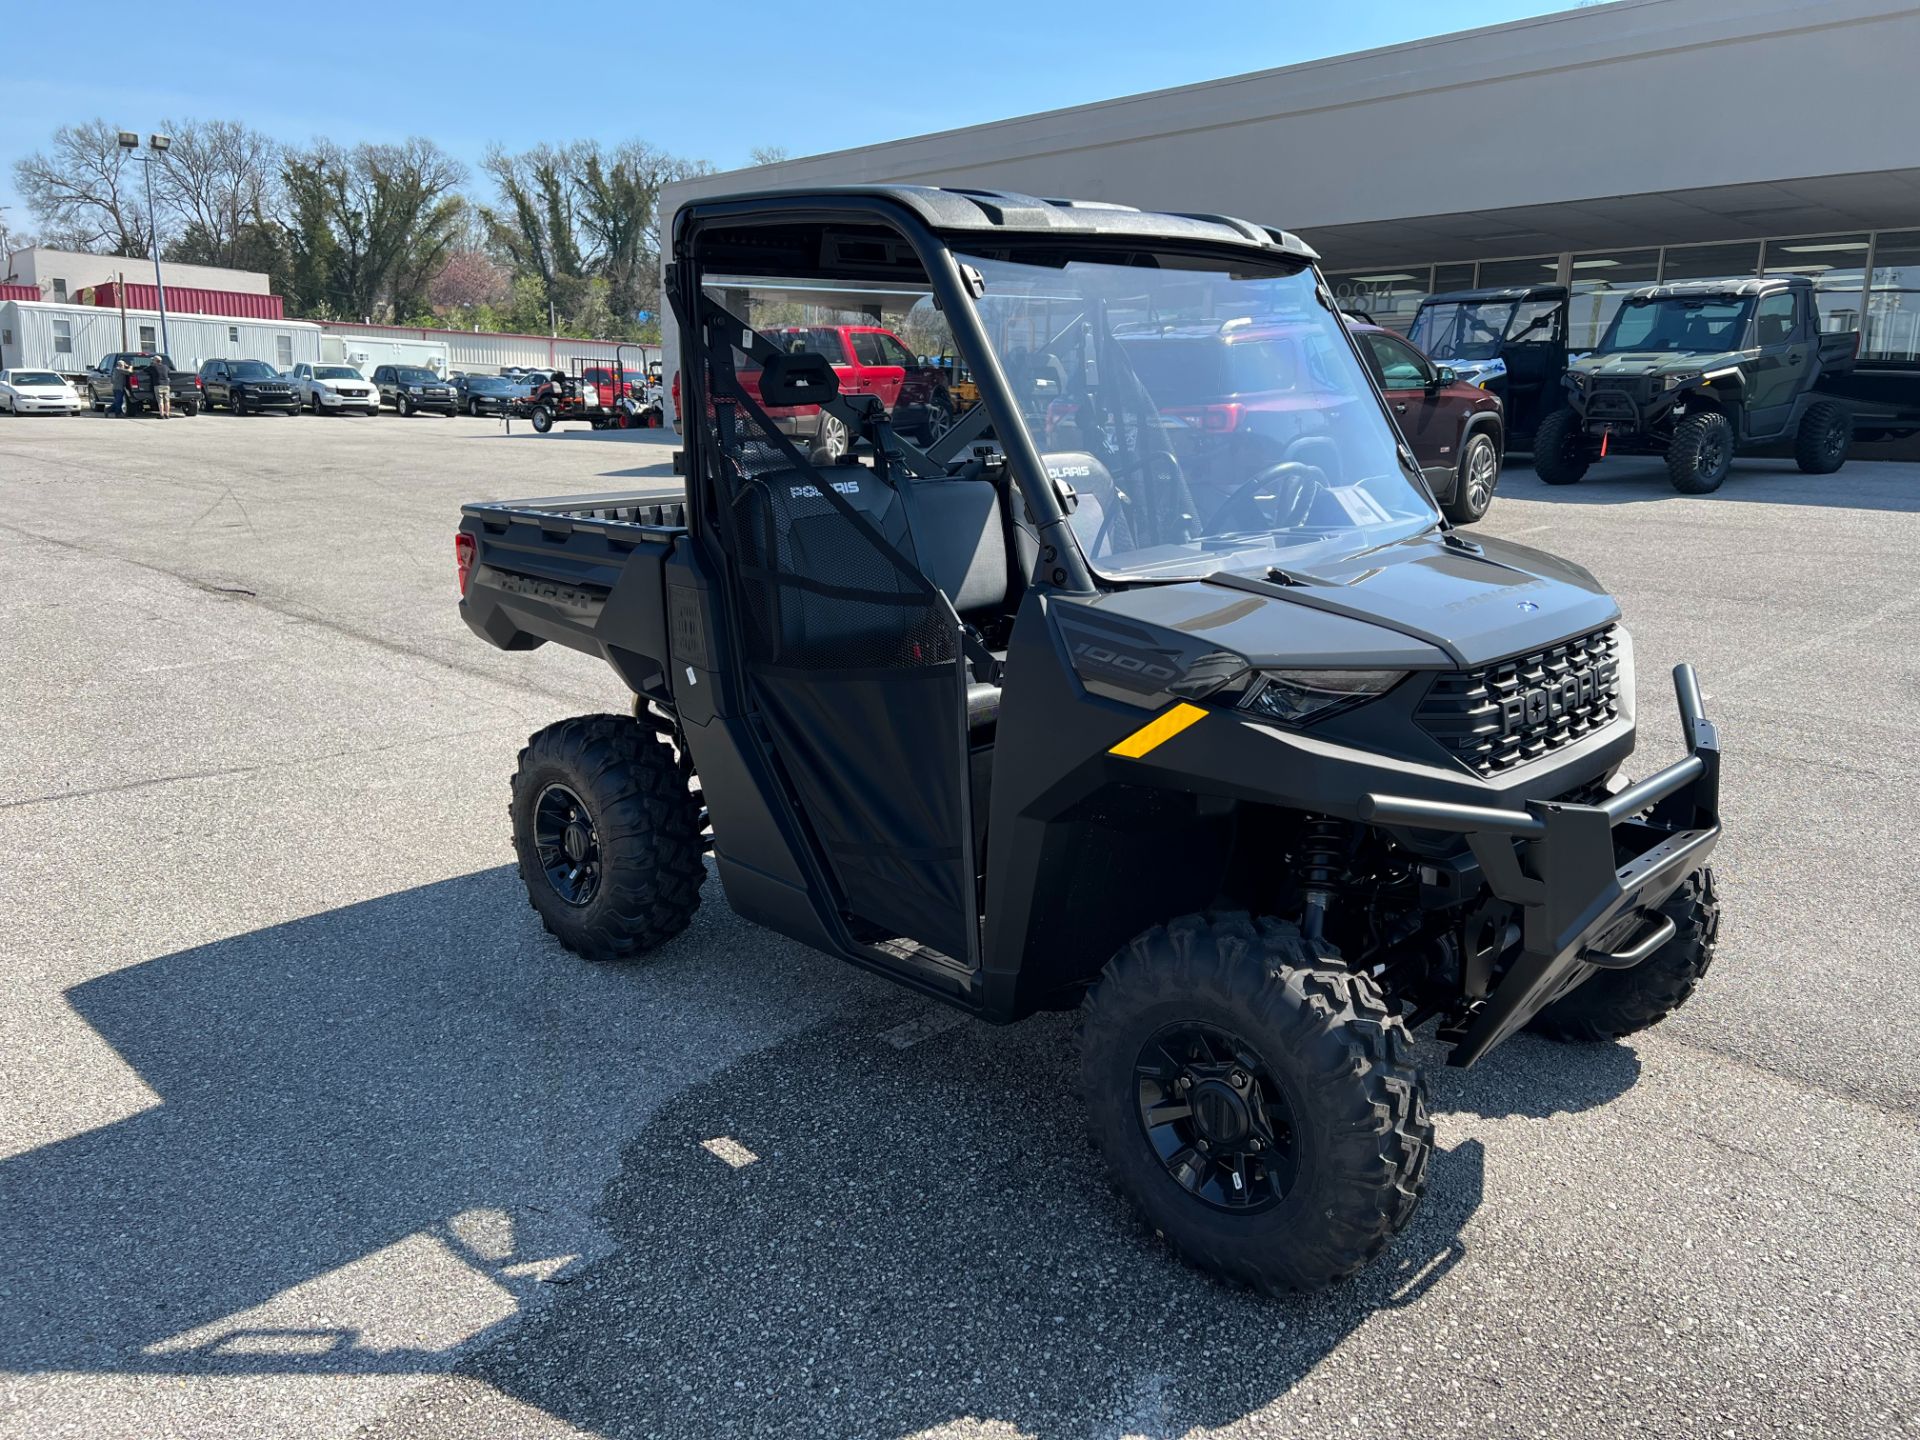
1501;655;1618;736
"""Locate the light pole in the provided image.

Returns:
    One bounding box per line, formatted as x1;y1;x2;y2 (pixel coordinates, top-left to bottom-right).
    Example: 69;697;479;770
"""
117;131;172;357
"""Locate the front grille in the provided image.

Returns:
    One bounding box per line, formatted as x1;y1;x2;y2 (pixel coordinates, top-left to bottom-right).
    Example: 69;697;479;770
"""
1416;625;1622;776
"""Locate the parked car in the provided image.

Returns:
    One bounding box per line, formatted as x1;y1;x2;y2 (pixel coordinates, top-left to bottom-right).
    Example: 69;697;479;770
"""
1533;275;1857;494
372;364;457;416
200;358;300;415
1350;322;1506;524
453;373;522;416
744;323;956;455
0;368;83;415
82;352;202;416
287;362;379;415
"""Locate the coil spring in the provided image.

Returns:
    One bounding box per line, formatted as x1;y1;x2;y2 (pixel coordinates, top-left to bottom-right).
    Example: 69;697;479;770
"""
1298;815;1351;941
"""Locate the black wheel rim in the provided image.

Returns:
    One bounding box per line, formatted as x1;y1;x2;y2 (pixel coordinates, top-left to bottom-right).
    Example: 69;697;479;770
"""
1824;420;1846;460
1697;430;1726;477
1135;1021;1298;1214
533;783;602;906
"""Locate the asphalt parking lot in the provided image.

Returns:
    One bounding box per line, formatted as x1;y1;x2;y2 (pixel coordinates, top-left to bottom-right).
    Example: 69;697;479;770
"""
2;410;1917;1440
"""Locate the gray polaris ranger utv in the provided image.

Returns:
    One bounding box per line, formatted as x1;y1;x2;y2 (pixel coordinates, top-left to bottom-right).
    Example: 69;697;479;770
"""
456;187;1723;1293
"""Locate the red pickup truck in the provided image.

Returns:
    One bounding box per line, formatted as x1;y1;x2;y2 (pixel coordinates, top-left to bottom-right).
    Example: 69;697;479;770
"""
743;324;955;454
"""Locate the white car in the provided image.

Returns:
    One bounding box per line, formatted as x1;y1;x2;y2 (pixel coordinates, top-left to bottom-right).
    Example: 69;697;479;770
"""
286;362;380;415
0;369;83;415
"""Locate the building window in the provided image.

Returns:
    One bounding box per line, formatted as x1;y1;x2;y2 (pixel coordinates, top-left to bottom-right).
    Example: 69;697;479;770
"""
52;278;67;302
52;318;72;354
1325;267;1431;332
1431;263;1477;294
275;334;294;368
229;326;240;343
138;324;156;349
1568;249;1660;348
1660;241;1760;283
1475;255;1559;289
1764;234;1869;337
1864;230;1920;362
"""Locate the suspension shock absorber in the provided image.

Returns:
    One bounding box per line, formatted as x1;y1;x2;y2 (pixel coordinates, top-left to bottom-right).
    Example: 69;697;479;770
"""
1297;815;1352;943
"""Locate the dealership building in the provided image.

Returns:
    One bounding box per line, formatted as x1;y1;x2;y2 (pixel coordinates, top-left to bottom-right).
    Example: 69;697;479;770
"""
663;0;1920;383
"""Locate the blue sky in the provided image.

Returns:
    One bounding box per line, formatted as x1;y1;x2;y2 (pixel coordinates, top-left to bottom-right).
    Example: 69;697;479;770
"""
2;2;1571;231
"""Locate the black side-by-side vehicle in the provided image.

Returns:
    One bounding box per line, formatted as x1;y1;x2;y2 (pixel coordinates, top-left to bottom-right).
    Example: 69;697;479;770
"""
455;187;1723;1293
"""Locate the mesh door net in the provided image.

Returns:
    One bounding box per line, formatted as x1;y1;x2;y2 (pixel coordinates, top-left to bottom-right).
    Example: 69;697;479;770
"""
701;318;974;963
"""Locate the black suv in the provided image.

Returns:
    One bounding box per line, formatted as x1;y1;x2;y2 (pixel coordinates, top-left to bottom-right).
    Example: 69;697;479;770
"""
372;365;457;416
200;358;299;415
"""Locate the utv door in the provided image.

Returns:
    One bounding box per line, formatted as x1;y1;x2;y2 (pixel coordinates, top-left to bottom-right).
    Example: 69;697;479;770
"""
1746;292;1813;437
692;303;978;967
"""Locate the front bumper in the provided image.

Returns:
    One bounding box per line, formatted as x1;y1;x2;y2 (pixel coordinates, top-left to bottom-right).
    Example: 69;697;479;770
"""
11;398;80;412
1361;663;1721;1066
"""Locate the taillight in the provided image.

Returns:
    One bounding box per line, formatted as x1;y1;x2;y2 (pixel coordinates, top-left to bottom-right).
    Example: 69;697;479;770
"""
195;376;204;389
454;532;477;595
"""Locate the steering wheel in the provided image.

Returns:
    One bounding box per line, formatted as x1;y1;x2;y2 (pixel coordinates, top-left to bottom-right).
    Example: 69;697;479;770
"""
1207;461;1327;535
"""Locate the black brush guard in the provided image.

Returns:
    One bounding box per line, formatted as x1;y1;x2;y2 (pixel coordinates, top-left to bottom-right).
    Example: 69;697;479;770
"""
1361;664;1721;1066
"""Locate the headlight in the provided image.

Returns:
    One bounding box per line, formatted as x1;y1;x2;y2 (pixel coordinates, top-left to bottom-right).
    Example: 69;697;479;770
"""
1566;372;1590;390
1239;669;1405;724
1663;373;1700;391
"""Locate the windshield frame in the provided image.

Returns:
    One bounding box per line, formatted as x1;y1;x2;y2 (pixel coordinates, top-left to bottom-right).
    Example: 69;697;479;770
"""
956;239;1438;585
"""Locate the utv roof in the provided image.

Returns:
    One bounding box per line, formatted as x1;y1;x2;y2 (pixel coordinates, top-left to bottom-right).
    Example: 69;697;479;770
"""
677;185;1319;263
1422;284;1569;305
1622;276;1804;301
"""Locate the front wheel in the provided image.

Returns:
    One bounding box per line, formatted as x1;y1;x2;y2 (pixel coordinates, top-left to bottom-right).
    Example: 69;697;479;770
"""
1444;430;1500;524
510;715;706;960
1079;913;1431;1293
1532;408;1591;485
530;405;553;434
397;394;413;417
1531;869;1719;1042
1794;400;1851;475
1667;411;1734;494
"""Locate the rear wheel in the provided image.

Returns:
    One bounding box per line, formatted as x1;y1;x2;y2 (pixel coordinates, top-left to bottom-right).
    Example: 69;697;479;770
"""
1079;913;1431;1293
510;715;705;961
1532;408;1590;485
1531;869;1719;1042
1794;400;1851;475
1444;430;1500;524
530;404;553;434
1667;411;1734;494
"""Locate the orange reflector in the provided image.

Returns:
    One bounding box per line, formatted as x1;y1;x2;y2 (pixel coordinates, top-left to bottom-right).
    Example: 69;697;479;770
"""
1600;427;1610;458
1109;702;1208;759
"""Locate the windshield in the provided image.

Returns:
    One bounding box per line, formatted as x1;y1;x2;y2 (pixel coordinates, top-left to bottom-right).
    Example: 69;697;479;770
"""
1596;296;1750;353
1409;300;1514;361
395;367;439;384
229;361;278;380
10;372;63;385
962;250;1434;580
466;376;512;392
314;365;360;380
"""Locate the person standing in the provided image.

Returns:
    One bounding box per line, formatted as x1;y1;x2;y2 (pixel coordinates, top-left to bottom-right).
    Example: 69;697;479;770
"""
147;355;172;419
107;357;132;417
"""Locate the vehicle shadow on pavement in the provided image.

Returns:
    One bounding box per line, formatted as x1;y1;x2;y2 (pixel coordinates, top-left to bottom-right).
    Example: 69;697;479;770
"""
1500;462;1920;513
0;866;873;1380
393;1004;1490;1440
1418;1029;1643;1120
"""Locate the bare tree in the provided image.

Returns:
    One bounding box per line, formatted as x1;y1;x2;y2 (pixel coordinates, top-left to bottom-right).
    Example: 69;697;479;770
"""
152;119;281;270
748;145;791;167
11;119;152;255
0;203;31;259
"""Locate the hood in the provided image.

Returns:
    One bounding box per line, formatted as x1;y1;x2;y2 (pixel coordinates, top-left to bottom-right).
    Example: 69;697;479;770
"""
1571;350;1746;380
1065;533;1620;675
